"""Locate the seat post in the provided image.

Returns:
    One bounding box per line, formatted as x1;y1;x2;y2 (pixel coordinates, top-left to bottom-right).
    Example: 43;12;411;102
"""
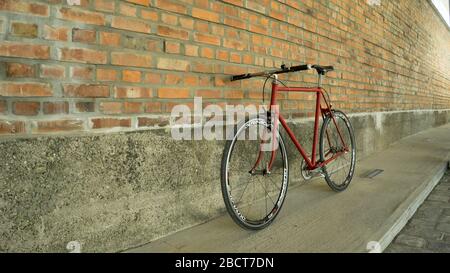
318;73;323;87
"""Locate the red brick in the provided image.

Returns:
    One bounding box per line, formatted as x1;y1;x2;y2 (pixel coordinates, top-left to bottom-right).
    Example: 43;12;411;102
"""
144;102;162;113
200;48;214;59
155;0;187;14
224;90;244;99
34;119;84;133
43;25;69;41
125;0;150;6
11;22;38;38
58;7;105;25
195;21;209;32
111;16;150;33
43;102;69;114
112;52;152;68
71;66;94;80
185;44;199;56
0;101;6;113
242;54;252;64
165;74;182;85
166;101;194;113
59;48;107;64
140;10;158;21
195;89;221;98
224;0;243;8
194;33;221;46
119;3;137;16
0;120;26;134
75;102;95;113
123;102;142;113
138;117;169;127
224;65;246;75
97;68;117;81
114;86;152;98
191;62;216;73
223;39;246;50
91;118;131;129
249;24;267;35
0;82;52;97
216;50;229;61
157;58;189;71
0;42;50;59
270;10;285;21
6;63;35;78
0;0;49;16
157;87;190;98
184;75;198;86
99;32;120;46
13;101;40;116
157;25;189;40
63;84;109;98
100;101;122;114
40;64;65;79
192;8;220;23
94;0;115;12
72;28;96;43
230;52;241;63
122;70;141;83
224;17;246;29
144;73;161;84
161;13;178;25
164;41;181;54
147;39;160;51
180;17;194;29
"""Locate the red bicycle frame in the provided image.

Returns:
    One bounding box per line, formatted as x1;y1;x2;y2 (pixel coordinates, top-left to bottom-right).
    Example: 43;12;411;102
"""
260;76;348;172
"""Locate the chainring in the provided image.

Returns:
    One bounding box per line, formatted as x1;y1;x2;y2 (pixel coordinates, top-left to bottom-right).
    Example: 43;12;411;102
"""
300;159;313;180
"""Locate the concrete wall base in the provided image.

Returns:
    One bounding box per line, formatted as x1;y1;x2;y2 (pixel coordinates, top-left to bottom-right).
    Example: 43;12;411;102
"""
1;109;449;252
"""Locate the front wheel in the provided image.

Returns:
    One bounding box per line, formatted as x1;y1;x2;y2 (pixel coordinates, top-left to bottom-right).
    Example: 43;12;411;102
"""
221;116;289;230
319;110;356;192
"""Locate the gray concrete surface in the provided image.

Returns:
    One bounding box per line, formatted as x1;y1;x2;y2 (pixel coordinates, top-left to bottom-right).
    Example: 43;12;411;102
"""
127;123;450;253
386;170;450;253
0;109;449;252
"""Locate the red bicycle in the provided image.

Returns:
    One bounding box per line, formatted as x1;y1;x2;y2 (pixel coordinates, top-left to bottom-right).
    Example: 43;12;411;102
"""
221;64;356;230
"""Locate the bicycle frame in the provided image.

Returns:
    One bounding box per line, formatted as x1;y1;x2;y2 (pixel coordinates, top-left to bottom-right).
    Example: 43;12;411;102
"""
261;75;348;172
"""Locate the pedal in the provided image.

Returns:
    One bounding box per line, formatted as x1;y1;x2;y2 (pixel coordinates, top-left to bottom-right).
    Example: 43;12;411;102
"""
309;168;325;178
301;160;325;180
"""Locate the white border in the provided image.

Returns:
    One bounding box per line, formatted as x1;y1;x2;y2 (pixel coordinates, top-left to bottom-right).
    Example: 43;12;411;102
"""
431;0;450;27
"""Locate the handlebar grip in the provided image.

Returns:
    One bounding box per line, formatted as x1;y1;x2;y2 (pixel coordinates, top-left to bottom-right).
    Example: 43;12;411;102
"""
230;73;252;81
289;64;312;72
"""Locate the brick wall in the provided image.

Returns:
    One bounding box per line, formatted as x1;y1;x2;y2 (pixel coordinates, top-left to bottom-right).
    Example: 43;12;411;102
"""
0;0;449;136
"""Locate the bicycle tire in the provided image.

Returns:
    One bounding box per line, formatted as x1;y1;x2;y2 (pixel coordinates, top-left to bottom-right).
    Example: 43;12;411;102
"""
221;115;289;230
319;110;356;192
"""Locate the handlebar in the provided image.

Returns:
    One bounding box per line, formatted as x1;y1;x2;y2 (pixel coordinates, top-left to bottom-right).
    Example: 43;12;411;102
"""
230;64;333;81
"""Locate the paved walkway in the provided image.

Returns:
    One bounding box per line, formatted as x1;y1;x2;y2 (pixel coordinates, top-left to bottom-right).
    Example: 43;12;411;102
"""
386;170;450;253
127;124;450;253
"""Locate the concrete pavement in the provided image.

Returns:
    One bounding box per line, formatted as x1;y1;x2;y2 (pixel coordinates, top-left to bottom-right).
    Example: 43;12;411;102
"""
386;170;450;253
126;123;450;253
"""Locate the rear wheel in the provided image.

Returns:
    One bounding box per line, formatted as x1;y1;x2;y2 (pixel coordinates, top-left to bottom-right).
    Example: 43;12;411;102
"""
319;110;356;192
221;116;289;230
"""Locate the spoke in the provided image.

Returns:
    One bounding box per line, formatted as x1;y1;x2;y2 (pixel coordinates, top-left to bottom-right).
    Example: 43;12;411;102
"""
236;177;251;204
265;178;268;218
245;178;256;220
261;178;277;207
267;175;281;192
